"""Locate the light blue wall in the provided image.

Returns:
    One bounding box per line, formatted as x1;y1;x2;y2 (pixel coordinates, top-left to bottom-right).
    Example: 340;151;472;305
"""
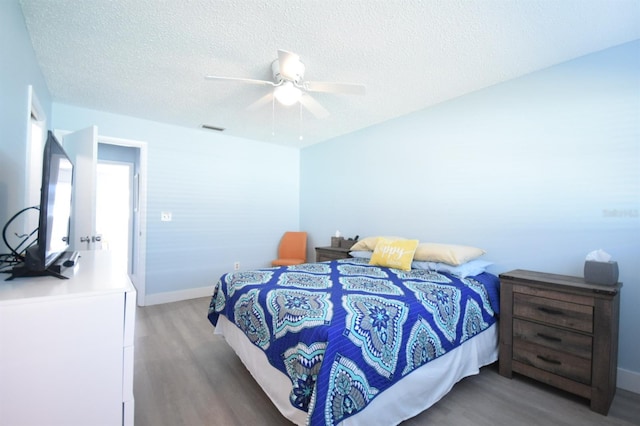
52;104;300;295
0;0;52;252
2;0;301;299
4;0;639;380
301;40;640;375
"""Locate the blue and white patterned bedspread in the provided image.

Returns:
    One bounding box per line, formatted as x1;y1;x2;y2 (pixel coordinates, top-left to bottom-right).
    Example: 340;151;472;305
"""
208;257;500;425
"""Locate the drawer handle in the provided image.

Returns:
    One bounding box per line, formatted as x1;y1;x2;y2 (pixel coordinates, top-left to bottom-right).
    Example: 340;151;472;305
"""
537;306;563;315
536;355;561;365
536;333;562;343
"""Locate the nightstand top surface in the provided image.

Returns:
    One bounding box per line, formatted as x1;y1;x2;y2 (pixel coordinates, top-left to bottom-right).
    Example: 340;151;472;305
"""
499;269;621;295
315;246;352;253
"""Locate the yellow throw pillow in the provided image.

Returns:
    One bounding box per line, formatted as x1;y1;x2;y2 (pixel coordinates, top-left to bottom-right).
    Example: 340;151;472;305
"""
350;236;406;251
369;238;419;271
413;243;485;266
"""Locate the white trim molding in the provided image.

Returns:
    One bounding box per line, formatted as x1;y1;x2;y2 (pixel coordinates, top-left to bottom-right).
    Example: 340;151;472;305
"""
144;286;213;306
618;367;640;394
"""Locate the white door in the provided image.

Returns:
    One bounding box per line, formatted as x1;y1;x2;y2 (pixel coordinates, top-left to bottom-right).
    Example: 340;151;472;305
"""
61;126;99;251
57;128;147;306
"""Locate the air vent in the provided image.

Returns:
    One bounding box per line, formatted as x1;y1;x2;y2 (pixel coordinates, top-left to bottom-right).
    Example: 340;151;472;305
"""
201;124;225;132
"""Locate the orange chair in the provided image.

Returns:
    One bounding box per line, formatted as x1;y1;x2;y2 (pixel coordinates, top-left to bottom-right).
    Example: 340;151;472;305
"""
271;231;307;266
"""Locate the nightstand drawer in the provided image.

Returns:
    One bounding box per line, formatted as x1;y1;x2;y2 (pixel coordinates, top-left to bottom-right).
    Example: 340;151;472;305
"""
513;293;593;333
513;339;592;385
513;318;592;359
315;247;351;262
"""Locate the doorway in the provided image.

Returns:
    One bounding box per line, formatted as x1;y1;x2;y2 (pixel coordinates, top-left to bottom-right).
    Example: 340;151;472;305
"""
98;138;147;306
96;161;132;269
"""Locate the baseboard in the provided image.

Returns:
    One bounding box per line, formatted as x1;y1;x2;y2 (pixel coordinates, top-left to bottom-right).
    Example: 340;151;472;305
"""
144;286;213;306
618;367;640;394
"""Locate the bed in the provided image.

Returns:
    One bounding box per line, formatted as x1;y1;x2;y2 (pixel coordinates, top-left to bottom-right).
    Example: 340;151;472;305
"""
207;254;500;425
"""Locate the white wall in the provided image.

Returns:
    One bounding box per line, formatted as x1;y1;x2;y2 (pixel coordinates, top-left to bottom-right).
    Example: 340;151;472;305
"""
0;1;52;253
301;41;640;379
52;104;300;299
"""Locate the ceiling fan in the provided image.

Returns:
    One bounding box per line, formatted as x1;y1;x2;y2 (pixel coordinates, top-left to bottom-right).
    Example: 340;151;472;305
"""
205;50;365;119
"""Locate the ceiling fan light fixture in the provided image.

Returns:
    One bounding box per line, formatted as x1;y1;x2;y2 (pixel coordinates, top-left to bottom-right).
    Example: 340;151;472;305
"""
274;81;302;106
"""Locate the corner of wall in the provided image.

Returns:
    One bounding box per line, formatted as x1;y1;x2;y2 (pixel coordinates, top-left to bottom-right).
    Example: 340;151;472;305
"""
618;368;640;395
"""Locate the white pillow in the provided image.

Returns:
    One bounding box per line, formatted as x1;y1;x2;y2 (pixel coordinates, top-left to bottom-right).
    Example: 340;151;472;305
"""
411;259;493;278
413;242;485;265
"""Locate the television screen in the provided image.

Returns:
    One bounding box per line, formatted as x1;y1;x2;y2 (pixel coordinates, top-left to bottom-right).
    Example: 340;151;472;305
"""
42;136;73;266
23;131;74;274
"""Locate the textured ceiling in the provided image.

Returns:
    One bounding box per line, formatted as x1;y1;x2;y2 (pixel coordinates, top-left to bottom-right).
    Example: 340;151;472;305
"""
19;0;640;147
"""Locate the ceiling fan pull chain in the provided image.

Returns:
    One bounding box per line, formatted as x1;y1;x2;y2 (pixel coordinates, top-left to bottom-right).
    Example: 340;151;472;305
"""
271;95;275;137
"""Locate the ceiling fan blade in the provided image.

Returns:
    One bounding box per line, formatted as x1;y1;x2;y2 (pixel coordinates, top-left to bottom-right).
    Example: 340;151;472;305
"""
277;49;302;81
205;75;275;86
304;81;366;95
246;92;274;111
299;94;330;119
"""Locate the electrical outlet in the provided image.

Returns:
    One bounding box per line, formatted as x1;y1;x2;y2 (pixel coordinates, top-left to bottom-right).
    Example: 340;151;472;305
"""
160;212;172;222
234;261;240;271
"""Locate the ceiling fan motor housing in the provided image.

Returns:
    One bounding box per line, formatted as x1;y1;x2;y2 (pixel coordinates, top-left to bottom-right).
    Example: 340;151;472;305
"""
271;59;305;84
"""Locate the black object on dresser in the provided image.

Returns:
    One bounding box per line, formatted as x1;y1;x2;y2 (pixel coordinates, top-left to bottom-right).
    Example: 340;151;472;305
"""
315;246;352;262
498;269;621;415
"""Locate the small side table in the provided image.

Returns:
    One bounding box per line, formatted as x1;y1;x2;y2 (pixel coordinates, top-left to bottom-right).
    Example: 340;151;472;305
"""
315;246;352;262
498;269;621;415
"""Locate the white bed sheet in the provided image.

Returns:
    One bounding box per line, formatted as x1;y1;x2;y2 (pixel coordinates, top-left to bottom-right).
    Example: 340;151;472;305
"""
215;315;498;425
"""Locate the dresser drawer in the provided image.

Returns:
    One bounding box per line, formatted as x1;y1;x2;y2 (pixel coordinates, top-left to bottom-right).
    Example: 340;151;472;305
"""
513;318;592;359
513;338;592;385
513;293;593;333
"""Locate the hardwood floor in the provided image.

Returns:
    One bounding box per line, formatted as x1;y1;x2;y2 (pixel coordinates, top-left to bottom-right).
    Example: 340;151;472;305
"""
134;297;640;426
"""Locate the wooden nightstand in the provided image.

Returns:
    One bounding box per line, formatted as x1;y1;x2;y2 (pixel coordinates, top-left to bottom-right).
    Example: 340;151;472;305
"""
315;246;352;262
498;269;621;415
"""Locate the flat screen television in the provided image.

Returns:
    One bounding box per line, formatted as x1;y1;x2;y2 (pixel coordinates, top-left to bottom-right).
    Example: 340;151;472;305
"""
15;131;75;279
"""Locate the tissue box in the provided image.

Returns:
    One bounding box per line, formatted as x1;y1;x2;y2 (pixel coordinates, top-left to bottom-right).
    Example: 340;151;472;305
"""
584;260;619;285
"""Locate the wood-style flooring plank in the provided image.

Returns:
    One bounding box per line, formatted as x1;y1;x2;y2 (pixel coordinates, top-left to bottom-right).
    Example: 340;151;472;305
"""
134;297;640;426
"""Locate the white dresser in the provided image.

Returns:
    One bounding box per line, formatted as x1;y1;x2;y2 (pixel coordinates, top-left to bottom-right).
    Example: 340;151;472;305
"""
0;251;136;426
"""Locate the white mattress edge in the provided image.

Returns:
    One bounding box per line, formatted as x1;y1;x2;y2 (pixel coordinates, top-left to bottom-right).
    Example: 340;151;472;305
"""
215;316;498;425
